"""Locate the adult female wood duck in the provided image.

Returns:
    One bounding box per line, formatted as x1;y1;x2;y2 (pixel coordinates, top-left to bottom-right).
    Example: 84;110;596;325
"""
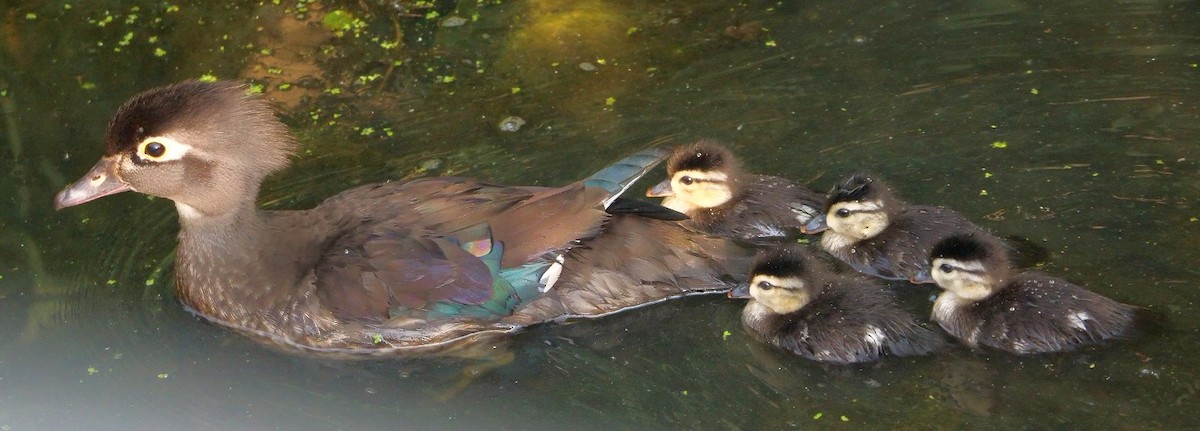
645;141;825;244
801;174;993;281
728;245;942;364
911;233;1137;354
54;80;751;354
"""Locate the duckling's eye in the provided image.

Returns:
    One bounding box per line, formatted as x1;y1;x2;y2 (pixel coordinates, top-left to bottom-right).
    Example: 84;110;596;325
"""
835;208;851;218
680;176;694;185
939;263;953;274
144;142;166;158
756;281;773;290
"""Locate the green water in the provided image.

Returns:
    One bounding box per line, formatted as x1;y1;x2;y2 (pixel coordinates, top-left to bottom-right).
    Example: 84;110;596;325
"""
1;0;1197;429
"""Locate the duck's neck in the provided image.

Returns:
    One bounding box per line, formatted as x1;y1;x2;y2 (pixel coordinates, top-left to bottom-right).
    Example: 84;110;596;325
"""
173;200;329;336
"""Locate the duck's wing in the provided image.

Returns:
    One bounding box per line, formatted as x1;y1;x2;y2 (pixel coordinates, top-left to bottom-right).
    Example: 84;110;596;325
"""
310;148;670;322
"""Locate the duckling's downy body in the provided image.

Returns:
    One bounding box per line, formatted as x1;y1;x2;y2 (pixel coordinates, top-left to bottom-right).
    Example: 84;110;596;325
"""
646;141;824;244
54;81;751;354
729;246;942;364
802;174;989;281
913;233;1136;354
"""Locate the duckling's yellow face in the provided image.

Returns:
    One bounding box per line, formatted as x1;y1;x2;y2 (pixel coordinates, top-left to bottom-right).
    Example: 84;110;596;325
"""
748;275;812;315
825;200;890;240
659;169;734;213
930;257;995;301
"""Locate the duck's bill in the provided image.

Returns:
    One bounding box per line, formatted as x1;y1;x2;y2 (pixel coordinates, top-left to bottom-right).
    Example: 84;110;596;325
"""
909;269;935;285
727;282;752;299
800;213;829;234
645;179;674;197
54;158;131;210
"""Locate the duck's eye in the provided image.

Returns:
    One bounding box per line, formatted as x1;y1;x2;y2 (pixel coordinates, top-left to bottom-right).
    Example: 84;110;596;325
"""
680;176;694;185
143;142;166;158
835;208;851;218
939;263;953;274
756;281;773;290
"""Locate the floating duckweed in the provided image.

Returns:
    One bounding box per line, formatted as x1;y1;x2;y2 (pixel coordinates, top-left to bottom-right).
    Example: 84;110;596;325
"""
721;330;732;340
424;10;440;20
25;13;37;20
511;87;521;94
370;333;383;344
107;279;117;285
765;39;778;47
596;59;607;65
165;4;179;13
325;87;342;95
87;366;98;375
80;81;97;90
359;127;375;136
259;47;273;55
605;96;616;107
841;416;850;422
383;127;395;137
153;48;166;57
64;4;72;9
380;40;399;49
145;278;156;286
124;13;138;24
267;67;283;75
984;172;993;178
148;35;159;43
1189;217;1197;222
680;390;688;396
1030;88;1040;95
626;27;639;35
813;412;823;420
246;83;265;94
277;83;292;91
979;189;989;196
198;73;218;83
157;373;169;379
991;140;1008;149
439;75;456;83
356;73;381;84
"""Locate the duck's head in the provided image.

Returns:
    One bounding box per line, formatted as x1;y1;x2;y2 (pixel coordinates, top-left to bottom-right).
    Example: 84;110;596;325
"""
729;245;825;315
914;233;1010;301
645;141;741;214
54;81;297;219
802;174;897;240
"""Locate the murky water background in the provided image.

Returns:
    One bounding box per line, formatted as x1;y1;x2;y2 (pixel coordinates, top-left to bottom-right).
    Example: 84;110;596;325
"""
2;0;1197;429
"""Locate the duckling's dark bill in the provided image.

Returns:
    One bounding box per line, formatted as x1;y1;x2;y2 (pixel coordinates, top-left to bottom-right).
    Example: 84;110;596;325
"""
54;157;131;210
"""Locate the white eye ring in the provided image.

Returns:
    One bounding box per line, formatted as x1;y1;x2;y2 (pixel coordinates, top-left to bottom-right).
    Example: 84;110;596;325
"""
136;136;191;162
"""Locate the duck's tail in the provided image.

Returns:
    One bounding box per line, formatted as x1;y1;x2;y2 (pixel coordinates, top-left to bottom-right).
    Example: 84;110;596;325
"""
582;147;670;209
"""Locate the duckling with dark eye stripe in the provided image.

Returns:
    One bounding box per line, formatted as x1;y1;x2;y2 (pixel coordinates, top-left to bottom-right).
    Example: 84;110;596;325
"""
802;173;994;281
910;233;1137;354
728;245;943;364
646;141;825;244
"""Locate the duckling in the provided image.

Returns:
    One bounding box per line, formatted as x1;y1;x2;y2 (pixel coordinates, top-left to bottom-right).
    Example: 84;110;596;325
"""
802;174;991;281
910;233;1137;354
645;141;825;244
728;245;942;364
54;81;751;354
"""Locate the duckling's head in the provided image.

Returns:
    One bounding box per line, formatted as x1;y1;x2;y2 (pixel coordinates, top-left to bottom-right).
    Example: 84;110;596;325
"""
816;174;898;240
646;141;741;213
55;81;297;218
928;233;1011;301
733;246;827;315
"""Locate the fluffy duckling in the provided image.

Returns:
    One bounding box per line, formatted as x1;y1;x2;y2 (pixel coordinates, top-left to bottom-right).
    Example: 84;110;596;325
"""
911;233;1137;354
802;174;991;281
729;245;943;364
646;141;825;243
